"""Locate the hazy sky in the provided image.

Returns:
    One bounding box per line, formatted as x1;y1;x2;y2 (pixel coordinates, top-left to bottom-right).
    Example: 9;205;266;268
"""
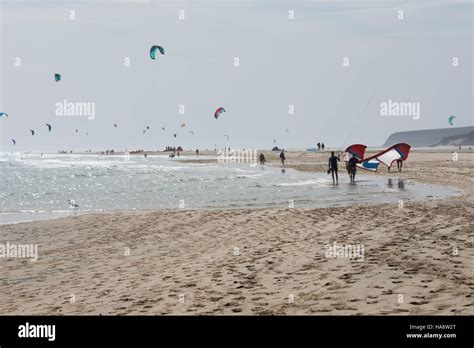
1;0;472;151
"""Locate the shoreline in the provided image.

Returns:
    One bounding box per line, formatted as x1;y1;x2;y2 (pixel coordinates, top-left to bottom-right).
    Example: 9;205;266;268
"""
0;188;463;227
1;171;463;226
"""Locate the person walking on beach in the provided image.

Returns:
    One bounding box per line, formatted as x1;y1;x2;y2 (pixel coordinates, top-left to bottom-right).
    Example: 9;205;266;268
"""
321;142;325;151
348;154;358;183
259;153;266;165
317;142;321;151
328;151;340;184
279;149;286;165
196;149;199;157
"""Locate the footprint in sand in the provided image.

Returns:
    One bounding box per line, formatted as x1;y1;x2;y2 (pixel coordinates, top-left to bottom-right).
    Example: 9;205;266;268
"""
409;300;428;305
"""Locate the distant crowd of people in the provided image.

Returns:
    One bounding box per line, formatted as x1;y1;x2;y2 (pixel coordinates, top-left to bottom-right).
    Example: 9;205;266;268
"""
165;146;183;152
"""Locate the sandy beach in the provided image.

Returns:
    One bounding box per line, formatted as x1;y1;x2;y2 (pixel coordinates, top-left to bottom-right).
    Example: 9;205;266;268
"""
1;150;473;315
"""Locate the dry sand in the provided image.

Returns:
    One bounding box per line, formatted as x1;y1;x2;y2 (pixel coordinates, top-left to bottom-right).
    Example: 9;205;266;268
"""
1;150;473;314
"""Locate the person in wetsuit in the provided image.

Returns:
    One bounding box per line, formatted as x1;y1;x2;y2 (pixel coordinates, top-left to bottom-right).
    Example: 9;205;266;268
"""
259;153;266;165
328;151;340;184
280;150;286;165
348;154;358;183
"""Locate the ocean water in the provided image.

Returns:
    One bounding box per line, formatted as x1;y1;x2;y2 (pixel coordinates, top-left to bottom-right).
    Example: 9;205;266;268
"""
0;153;459;224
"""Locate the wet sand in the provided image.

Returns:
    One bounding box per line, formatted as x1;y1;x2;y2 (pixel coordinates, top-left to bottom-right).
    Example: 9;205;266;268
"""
1;150;473;314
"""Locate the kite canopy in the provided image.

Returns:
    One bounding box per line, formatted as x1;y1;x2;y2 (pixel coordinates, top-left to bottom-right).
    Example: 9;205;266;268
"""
150;45;165;59
448;115;456;126
214;107;226;119
55;73;61;82
357;159;380;171
30;130;35;136
358;143;411;172
344;144;367;161
46;124;52;132
11;139;16;145
224;134;229;141
0;112;8;118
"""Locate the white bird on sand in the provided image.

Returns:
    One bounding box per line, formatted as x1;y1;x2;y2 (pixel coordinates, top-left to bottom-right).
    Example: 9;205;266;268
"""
67;199;79;216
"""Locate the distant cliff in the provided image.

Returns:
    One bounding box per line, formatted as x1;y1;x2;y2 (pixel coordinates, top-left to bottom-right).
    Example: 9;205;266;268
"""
435;130;474;146
383;126;474;147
